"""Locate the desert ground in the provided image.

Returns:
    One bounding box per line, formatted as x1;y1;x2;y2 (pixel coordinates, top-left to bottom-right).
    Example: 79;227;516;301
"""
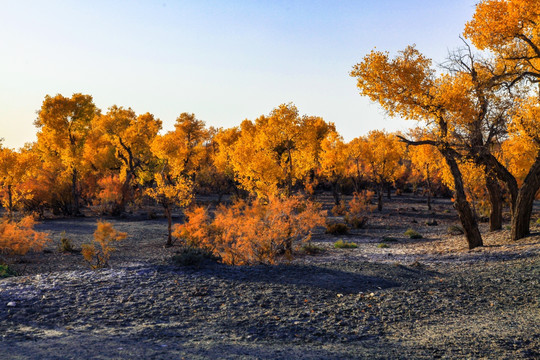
1;193;539;359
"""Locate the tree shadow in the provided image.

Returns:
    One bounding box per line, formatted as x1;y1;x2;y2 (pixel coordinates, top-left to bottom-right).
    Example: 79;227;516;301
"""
179;261;437;295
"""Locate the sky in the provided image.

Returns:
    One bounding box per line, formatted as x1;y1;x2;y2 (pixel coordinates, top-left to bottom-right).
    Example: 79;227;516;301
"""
0;0;478;149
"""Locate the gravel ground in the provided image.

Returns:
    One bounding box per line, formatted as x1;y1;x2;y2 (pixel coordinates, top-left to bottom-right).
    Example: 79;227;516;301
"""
1;195;539;359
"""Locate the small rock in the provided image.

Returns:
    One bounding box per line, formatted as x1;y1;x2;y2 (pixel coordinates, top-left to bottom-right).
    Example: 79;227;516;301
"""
7;301;16;307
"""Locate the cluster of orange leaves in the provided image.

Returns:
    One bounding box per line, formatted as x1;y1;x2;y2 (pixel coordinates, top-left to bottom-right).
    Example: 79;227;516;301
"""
345;190;375;228
174;196;326;265
81;221;127;269
0;216;50;255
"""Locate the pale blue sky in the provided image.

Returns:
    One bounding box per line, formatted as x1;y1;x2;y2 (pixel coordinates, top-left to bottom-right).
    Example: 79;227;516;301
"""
1;0;476;149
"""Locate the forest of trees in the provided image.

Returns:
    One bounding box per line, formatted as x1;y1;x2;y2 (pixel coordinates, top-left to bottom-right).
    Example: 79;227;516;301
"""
1;0;539;261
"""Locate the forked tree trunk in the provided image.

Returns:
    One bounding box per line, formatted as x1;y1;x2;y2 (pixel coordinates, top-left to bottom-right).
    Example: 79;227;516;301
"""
443;153;483;249
485;173;503;231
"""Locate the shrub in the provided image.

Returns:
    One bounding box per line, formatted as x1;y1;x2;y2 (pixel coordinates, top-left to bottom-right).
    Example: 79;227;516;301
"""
331;201;347;216
377;243;389;248
57;231;75;253
94;175;124;215
448;225;464;235
325;222;349;235
0;216;50;255
535;218;540;225
172;247;219;267
404;228;423;239
174;196;326;265
301;243;325;255
382;236;398;242
345;191;375;229
0;263;17;278
334;239;358;249
82;221;127;269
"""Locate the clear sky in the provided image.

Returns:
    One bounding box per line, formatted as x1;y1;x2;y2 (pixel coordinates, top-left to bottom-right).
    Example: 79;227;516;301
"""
1;0;477;149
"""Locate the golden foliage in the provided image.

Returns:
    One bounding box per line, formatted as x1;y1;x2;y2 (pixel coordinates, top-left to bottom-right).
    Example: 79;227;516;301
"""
0;216;50;255
345;190;375;228
174;197;326;265
82;221;127;269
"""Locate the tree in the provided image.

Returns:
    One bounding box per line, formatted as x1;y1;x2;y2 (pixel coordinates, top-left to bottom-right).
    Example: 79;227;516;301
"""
147;113;207;246
91;106;162;213
225;104;329;198
34;94;100;215
319;131;348;205
407;131;446;211
465;0;540;240
357;131;405;211
0;146;20;216
351;46;484;248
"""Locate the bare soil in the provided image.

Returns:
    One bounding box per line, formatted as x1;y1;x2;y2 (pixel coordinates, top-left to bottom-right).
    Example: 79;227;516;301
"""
1;194;539;359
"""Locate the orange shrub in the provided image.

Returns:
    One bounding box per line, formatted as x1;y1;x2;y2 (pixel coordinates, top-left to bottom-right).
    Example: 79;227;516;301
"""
0;216;50;255
94;175;124;214
174;196;326;265
82;221;127;269
345;190;375;228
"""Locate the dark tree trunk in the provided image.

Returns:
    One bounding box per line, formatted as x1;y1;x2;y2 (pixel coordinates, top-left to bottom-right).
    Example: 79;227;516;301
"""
485;173;503;231
443;153;483;249
117;171;134;215
510;154;540;241
377;184;383;212
332;179;341;205
71;168;80;215
386;184;391;200
7;184;13;217
426;165;432;211
165;206;173;247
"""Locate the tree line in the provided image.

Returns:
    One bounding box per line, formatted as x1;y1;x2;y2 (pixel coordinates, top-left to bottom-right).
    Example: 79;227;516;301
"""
0;0;538;251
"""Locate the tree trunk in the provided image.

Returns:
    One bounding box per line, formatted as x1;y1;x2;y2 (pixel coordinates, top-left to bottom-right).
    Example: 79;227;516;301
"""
71;168;80;215
443;153;483;249
332;179;341;205
377;184;383;212
117;171;134;215
426;165;432;211
485;173;503;231
7;184;13;217
165;206;173;247
386;183;391;200
511;154;540;241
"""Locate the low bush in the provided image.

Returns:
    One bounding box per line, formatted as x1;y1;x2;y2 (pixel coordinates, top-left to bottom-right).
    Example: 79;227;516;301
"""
301;243;325;255
345;215;368;229
448;225;464;235
0;263;17;278
57;231;75;253
377;243;389;248
404;228;423;239
326;222;349;235
172;247;219;267
344;191;375;229
334;239;358;249
331;201;347;216
382;236;398;242
0;216;50;255
82;221;127;269
174;196;326;265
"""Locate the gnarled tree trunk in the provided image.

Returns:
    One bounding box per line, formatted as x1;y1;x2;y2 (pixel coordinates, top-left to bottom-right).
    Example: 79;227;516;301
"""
443;153;483;249
485;173;503;231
